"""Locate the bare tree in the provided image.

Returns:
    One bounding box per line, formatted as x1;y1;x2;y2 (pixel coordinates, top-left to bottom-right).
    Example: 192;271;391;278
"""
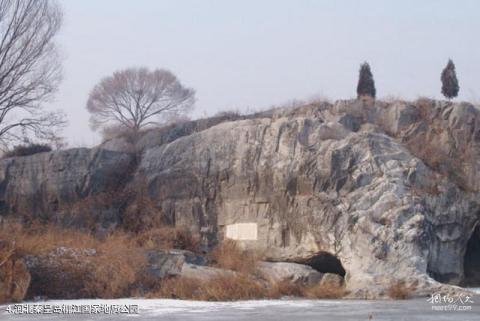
0;0;66;149
87;67;195;135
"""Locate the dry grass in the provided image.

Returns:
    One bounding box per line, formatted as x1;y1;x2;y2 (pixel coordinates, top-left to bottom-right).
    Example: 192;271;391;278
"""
301;283;347;299
387;280;415;300
0;221;98;257
85;232;145;298
0;219;206;299
147;275;269;301
415;97;435;120
0;221;347;301
133;226;199;252
147;275;347;301
0;239;16;266
0;240;31;303
0;220;146;299
208;240;260;275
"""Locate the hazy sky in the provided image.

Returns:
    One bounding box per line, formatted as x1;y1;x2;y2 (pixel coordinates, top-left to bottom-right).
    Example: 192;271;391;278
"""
53;0;480;146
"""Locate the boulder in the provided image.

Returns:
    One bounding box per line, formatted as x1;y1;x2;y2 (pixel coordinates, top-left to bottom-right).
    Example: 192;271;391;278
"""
144;250;183;279
179;263;236;281
144;249;208;279
256;262;322;286
320;273;344;288
24;247;97;299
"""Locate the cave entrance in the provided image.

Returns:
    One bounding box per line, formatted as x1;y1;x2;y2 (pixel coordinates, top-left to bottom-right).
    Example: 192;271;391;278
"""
302;251;346;277
463;223;480;287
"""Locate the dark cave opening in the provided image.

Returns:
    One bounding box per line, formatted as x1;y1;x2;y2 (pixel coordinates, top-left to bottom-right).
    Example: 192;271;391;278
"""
463;224;480;287
302;251;346;277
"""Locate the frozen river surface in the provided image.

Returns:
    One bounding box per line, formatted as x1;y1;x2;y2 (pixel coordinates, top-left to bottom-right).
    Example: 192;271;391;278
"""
1;291;479;321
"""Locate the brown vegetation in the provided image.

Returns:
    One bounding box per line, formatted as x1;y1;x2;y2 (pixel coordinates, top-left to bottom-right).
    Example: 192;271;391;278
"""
0;220;145;299
0;221;347;301
0;240;31;303
133;226;199;252
0;219;204;300
147;275;269;301
404;97;473;192
146;275;347;301
141;240;347;301
208;240;260;275
387;280;415;300
0;221;98;257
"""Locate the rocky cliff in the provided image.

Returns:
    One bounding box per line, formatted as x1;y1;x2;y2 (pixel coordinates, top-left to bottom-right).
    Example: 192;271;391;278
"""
1;98;479;298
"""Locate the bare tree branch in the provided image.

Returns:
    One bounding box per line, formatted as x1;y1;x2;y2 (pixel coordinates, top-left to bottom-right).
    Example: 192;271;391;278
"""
0;0;65;148
87;67;195;134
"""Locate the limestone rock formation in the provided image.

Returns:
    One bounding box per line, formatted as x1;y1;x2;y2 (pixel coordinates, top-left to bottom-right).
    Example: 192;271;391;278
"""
1;99;480;298
256;261;323;286
0;148;135;230
320;273;345;289
144;249;207;279
179;263;236;281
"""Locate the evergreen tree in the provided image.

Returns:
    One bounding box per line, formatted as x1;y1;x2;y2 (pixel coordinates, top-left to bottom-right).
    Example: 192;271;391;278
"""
441;59;459;99
356;62;376;99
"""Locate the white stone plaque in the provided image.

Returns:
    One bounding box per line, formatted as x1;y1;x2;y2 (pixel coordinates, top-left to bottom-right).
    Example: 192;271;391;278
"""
225;223;258;240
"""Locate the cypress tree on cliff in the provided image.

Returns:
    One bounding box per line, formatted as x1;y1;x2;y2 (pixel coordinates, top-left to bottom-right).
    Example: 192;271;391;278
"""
357;62;376;99
441;59;459;99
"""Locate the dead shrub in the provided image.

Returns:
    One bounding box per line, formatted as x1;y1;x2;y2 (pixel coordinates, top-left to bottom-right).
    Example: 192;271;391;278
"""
301;282;347;299
0;220;346;301
147;275;269;301
121;193;165;233
268;280;303;298
85;232;145;298
134;226;200;252
200;274;268;300
209;240;259;275
387;280;415;300
414;97;436;120
0;240;15;266
0;221;98;257
147;275;347;301
0;220;145;299
0;240;31;303
147;277;201;299
406;135;472;192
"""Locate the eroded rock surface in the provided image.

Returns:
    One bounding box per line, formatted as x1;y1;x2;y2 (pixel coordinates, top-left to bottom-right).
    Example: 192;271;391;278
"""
256;261;323;286
1;99;480;298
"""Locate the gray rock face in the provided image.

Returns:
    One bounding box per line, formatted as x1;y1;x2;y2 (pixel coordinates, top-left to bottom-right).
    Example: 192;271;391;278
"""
256;261;323;286
179;263;236;281
1;99;480;298
144;249;208;279
0;148;135;228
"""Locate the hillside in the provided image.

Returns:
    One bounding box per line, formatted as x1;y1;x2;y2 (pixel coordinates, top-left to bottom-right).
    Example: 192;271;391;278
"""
1;98;479;299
